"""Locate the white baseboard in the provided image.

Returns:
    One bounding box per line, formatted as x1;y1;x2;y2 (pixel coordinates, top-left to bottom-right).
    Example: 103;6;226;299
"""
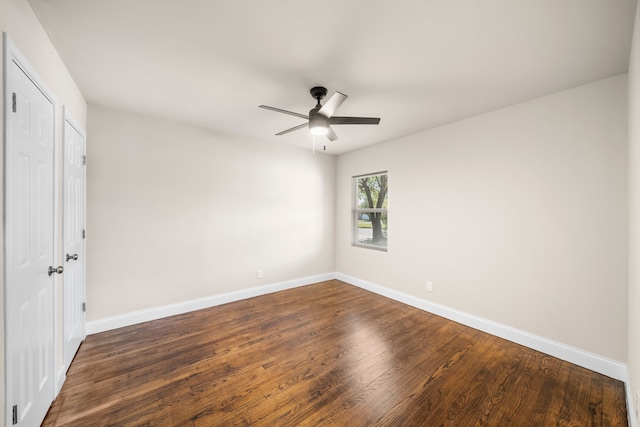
86;271;628;382
85;272;633;421
336;273;628;382
626;367;638;427
86;272;336;335
55;367;66;397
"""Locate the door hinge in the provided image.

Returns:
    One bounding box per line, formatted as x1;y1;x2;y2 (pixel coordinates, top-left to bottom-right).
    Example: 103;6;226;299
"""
82;229;86;239
12;93;16;113
82;155;86;166
12;404;17;424
82;302;86;312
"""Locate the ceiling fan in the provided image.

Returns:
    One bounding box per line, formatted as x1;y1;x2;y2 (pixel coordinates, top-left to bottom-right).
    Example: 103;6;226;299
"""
259;86;380;142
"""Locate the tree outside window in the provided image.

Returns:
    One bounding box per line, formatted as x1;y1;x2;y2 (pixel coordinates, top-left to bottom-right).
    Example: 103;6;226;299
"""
353;172;388;250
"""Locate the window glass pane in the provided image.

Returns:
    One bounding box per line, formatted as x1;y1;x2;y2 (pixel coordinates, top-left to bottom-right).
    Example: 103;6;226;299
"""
355;211;388;248
353;172;388;250
356;175;388;210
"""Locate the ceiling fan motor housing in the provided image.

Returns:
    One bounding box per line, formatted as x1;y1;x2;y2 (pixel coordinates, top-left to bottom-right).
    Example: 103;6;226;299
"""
309;87;329;134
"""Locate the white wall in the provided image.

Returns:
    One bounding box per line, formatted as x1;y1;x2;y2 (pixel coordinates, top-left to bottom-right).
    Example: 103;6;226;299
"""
628;1;640;423
1;0;87;421
86;104;335;321
337;75;628;362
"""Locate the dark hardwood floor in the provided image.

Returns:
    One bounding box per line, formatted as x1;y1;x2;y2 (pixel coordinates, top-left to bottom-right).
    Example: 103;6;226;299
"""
42;280;628;426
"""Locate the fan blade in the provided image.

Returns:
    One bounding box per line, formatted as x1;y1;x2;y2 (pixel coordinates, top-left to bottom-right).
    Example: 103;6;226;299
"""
318;92;347;118
330;116;380;125
259;105;309;119
275;122;308;136
326;126;338;142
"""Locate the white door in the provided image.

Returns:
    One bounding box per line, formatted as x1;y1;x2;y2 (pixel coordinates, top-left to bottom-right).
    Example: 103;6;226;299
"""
5;39;57;426
63;112;86;370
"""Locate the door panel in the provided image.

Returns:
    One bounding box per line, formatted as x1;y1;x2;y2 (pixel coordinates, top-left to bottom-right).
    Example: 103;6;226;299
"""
63;114;86;370
6;48;56;427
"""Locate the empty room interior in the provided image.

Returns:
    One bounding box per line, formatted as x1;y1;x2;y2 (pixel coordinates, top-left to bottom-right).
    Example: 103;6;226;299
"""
2;0;640;425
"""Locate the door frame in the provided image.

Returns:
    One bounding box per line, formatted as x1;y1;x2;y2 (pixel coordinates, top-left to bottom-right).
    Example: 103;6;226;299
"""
61;107;86;373
3;33;60;424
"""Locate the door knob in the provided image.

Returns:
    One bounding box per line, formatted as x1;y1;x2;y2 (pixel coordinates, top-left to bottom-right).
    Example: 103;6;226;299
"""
48;266;64;276
66;253;79;262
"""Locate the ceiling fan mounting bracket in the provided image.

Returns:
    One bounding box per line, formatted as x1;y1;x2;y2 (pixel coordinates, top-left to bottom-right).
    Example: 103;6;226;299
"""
309;86;328;101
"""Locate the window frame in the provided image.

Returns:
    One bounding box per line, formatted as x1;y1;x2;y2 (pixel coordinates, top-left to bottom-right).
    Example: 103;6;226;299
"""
352;171;388;251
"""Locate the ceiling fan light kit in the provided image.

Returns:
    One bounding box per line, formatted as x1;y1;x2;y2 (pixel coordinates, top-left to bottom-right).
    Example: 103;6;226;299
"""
309;115;329;135
259;86;380;144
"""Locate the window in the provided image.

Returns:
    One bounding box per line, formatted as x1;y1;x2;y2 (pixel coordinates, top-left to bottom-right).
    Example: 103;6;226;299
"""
353;172;388;250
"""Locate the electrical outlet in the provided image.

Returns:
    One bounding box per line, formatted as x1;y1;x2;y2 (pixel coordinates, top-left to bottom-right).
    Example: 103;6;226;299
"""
257;269;263;279
426;281;433;292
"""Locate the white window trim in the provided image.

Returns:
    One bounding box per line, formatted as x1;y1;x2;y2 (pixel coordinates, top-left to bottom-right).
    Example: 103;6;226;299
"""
352;171;388;251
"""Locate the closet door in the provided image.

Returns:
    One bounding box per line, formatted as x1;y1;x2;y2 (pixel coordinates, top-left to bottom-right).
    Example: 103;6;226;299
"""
63;111;86;371
5;38;57;427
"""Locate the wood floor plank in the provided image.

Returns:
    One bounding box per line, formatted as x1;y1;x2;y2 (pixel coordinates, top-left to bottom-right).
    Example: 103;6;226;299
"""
452;341;528;426
42;280;628;426
495;347;544;425
379;331;497;425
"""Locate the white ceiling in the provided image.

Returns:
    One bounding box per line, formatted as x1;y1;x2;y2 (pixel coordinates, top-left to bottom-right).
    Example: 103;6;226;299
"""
29;0;638;154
